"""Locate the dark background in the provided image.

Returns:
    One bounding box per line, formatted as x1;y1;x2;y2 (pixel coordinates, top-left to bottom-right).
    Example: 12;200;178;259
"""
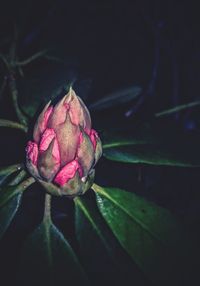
0;1;200;285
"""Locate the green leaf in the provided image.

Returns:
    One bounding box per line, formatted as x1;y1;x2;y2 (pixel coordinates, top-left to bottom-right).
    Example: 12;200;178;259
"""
92;184;195;286
75;195;149;285
75;196;114;256
89;86;142;110
18;220;87;286
0;185;21;208
0;163;23;186
103;144;200;166
0;193;22;239
102;123;200;166
0;177;35;208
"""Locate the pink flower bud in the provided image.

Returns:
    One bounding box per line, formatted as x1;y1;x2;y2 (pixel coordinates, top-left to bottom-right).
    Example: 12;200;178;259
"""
89;129;98;150
25;88;102;197
26;141;38;165
54;160;82;186
39;128;60;162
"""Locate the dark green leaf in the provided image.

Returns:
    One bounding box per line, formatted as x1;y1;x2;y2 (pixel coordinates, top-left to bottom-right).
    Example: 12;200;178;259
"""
0;163;23;186
103;123;200;166
103;144;200;167
18;219;87;286
93;184;195;286
75;195;149;285
0;193;22;239
89;86;142;110
0;177;35;208
0;185;21;208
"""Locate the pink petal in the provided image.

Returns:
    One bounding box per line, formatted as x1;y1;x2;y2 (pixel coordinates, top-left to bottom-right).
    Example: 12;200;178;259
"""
39;128;60;162
77;130;94;176
78;132;84;145
54;160;82;186
26;141;38;165
54;114;80;167
65;88;91;130
33;103;53;143
52;138;60;163
39;128;55;151
43;106;53;128
48;96;70;128
89;129;98;150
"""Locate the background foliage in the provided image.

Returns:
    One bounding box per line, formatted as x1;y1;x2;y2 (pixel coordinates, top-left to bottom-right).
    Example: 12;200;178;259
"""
0;1;200;286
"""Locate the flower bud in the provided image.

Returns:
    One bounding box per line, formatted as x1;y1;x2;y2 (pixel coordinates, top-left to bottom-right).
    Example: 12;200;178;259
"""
26;88;102;197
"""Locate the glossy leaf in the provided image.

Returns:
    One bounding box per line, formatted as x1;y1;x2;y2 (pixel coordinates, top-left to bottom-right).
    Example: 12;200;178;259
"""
103;144;200;166
75;195;149;285
89;86;142;110
0;193;22;239
18;219;87;286
93;184;194;286
0;163;23;186
103;123;200;166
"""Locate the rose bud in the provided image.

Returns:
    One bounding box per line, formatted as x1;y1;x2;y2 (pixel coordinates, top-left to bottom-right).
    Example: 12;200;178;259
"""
26;87;102;197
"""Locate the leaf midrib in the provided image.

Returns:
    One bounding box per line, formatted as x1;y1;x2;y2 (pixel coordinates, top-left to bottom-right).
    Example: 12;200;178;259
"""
93;185;167;248
103;141;148;149
43;221;53;269
75;198;112;253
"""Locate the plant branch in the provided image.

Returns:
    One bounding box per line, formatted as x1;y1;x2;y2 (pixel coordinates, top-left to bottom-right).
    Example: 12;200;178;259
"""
16;176;36;193
0;118;27;132
16;50;47;66
44;54;63;63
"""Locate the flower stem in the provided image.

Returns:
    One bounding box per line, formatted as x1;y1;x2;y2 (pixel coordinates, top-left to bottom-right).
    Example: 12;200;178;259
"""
16;176;36;192
43;193;52;223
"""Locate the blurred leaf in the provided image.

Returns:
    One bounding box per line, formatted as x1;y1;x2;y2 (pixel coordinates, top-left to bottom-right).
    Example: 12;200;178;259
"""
18;219;87;286
89;86;142;110
155;100;200;117
93;184;196;286
75;195;149;285
103;123;200;166
0;163;23;186
0;193;22;239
